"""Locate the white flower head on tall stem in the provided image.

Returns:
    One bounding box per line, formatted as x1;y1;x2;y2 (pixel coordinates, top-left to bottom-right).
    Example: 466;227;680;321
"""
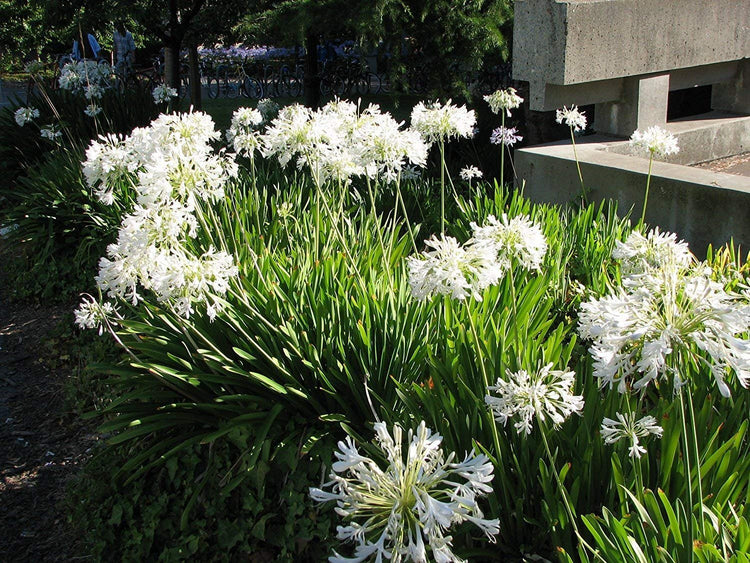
407;234;503;301
74;297;117;335
15;107;40;126
84;103;102;117
40;124;62;140
490;126;522;147
578;270;750;397
410;99;476;144
310;421;499;562
555;105;587;132
484;87;524;117
152;84;178;104
613;227;693;282
601;411;663;458
470;213;547;272
630;126;679;158
485;364;584;435
459;166;483;181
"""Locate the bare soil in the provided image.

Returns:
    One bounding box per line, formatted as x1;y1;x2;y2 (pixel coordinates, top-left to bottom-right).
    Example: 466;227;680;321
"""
0;244;98;561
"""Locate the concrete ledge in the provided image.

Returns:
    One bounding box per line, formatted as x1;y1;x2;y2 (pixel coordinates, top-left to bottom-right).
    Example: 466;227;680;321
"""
515;124;750;255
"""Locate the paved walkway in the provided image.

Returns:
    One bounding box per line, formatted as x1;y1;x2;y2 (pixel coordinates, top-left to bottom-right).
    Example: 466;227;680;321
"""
695;152;750;178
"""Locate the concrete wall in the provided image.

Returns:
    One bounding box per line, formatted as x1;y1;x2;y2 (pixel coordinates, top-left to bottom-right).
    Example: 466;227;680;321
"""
514;0;750;111
514;126;750;256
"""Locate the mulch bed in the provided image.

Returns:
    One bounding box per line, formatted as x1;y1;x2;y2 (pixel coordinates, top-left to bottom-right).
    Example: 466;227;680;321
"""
0;243;99;561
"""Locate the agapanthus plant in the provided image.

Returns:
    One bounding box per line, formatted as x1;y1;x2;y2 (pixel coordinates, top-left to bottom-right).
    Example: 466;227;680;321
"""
629;126;680;224
578;228;750;397
152;84;178;104
485;364;584;435
600;412;663;458
79;111;239;321
14;106;40;126
310;421;499;562
484;87;524;117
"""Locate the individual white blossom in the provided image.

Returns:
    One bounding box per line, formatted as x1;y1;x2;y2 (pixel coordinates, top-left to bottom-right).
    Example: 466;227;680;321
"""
490;126;522;147
40;125;62;140
84;103;102;117
257;98;280;122
630;126;679;158
410;99;476;144
74;298;117;335
470;214;547;272
485;364;584;435
484;87;524;117
14;106;40;126
310;421;499;562
555;105;587;132
152;84;178;104
407;234;503;302
459;166;483;181
600;412;663;458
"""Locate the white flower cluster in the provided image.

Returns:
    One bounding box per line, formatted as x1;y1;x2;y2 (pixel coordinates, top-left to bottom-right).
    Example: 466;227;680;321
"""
555;105;587;132
484;87;524;117
490;126;522;147
226;107;264;158
58;60;113;93
579;228;750;396
256;98;280;122
410;99;476;144
40;124;62;141
407;234;502;301
630;126;679;158
262;100;428;184
74;298;117;335
459;166;482;181
80;112;239;321
407;214;548;302
310;421;499;562
471;214;547;273
152;84;178;104
485;364;584;435
600;412;663;458
14;106;39;126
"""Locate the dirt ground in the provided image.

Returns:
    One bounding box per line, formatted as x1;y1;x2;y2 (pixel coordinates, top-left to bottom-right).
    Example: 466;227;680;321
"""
0;245;98;561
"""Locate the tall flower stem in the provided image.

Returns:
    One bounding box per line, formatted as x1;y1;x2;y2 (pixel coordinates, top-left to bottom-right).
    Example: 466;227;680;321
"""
500;113;506;184
464;301;503;469
639;154;654;227
570;128;587;205
394;177;419;254
439;140;446;235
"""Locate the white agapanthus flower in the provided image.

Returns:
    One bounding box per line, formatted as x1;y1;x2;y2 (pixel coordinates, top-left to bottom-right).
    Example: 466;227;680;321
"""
256;98;280;122
555;105;587;132
40;125;62;140
600;412;663;458
407;234;503;302
579;232;750;396
470;214;547;272
152;84;178;104
485;364;584;435
83;111;239;318
612;228;693;283
14;106;40;126
74;298;117;335
630;126;679;158
84;84;105;100
410;99;476;144
261;100;428;184
484;87;524;117
58;60;112;93
459;166;483;181
310;421;499;562
84;103;102;117
490;126;522;147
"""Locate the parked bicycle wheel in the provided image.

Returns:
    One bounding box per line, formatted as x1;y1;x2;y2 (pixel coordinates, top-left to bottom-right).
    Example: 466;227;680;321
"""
242;76;263;99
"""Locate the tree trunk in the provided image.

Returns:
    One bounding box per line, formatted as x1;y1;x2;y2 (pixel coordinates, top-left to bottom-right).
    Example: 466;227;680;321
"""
164;40;181;90
188;44;202;110
303;30;320;109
